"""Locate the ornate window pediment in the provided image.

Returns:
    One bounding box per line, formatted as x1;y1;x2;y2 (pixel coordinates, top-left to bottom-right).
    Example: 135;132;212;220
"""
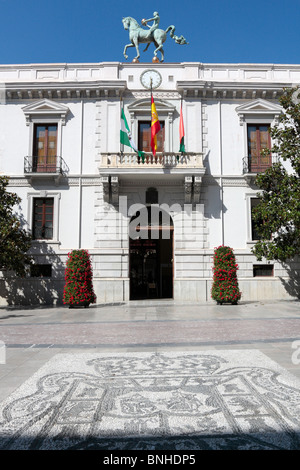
126;99;176;153
236;99;282;125
128;98;176;115
22;99;70;170
22;99;69;125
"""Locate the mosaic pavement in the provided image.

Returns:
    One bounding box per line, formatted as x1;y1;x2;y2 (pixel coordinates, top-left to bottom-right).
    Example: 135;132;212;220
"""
0;350;300;450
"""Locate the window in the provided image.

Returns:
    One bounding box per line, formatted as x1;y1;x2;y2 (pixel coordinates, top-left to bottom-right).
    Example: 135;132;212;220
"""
247;125;271;172
138;121;165;153
30;264;52;278
253;265;274;277
251;198;263;241
33;124;58;172
236;98;282;176
146;187;158;205
32;198;54;240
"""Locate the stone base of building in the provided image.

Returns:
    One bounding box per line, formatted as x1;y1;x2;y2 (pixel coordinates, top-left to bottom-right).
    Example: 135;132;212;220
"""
0;278;65;307
174;278;299;303
0;276;298;307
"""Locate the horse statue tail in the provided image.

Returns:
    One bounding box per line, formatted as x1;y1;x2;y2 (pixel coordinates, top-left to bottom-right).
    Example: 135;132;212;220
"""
165;25;189;45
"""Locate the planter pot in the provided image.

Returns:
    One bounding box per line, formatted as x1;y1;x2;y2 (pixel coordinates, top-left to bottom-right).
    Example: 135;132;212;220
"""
69;302;90;309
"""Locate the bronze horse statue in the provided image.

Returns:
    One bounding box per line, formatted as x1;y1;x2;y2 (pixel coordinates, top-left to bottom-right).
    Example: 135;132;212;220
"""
122;16;188;62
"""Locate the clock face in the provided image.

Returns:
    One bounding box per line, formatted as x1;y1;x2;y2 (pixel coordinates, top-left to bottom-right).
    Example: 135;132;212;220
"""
140;69;162;89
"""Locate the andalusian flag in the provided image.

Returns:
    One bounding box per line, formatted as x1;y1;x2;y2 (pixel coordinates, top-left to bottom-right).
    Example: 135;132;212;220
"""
151;94;161;156
120;107;137;151
179;101;185;153
120;107;145;160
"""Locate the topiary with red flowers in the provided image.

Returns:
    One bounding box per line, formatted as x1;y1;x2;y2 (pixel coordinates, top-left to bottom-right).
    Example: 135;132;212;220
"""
211;245;241;305
63;249;96;308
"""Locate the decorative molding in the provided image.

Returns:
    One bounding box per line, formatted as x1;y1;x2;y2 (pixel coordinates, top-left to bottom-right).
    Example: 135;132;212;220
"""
201;175;248;187
193;176;202;203
81;177;102;186
128;98;176;114
184;176;193;203
7;178;31;187
5;80;127;101
201;103;208;150
101;176;110;203
235;98;282;126
22;98;70;125
131;91;181;100
177;80;287;100
121;181;183;188
222;177;249;187
111;176;119;204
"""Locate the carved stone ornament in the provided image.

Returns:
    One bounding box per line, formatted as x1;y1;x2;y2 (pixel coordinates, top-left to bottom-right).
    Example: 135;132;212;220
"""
111;176;119;204
184;176;193;204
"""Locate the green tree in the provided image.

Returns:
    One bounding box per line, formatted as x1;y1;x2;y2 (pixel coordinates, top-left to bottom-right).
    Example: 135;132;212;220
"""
0;176;32;276
252;88;300;262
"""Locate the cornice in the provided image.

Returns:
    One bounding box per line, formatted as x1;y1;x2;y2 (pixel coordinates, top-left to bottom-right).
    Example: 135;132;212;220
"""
176;80;288;99
7;176;101;187
4;80;127;100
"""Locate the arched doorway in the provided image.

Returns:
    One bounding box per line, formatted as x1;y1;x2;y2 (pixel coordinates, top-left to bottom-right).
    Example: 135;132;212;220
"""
129;207;173;300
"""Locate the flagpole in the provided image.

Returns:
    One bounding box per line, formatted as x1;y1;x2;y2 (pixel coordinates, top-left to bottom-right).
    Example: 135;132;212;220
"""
120;96;124;155
181;96;183;155
150;78;153;157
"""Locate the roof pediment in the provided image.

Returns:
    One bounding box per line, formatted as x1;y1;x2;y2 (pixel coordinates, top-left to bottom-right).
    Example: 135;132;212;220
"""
22;98;69;124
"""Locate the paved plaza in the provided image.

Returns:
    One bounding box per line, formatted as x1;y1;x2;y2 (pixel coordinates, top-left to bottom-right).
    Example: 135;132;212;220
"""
0;299;300;450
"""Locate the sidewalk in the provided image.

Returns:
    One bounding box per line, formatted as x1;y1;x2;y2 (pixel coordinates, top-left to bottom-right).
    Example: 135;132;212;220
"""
1;299;300;400
0;299;300;450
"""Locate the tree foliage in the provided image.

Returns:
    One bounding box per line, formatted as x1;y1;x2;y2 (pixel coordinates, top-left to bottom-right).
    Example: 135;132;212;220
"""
0;176;32;276
252;88;300;261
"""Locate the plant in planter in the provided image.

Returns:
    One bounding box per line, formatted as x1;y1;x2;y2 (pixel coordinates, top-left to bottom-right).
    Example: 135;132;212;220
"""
211;245;241;305
63;249;96;308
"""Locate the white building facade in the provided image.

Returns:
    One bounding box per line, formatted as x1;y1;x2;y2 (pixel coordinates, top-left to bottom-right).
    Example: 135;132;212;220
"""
0;61;299;306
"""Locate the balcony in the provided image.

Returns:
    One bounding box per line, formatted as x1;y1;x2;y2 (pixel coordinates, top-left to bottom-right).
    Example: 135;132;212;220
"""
242;154;278;182
99;152;205;181
24;156;68;184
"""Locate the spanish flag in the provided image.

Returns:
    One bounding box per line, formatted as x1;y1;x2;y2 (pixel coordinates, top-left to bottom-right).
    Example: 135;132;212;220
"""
151;94;161;156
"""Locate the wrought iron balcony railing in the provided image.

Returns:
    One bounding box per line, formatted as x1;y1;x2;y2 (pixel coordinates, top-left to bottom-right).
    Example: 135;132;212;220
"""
24;156;68;175
100;152;204;169
243;154;278;174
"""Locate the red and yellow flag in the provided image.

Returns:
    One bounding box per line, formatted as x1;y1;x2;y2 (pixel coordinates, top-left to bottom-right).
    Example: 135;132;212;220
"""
151;95;161;156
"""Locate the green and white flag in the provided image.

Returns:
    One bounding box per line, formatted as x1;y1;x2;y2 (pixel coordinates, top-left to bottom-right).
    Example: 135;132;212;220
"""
120;107;145;161
120;107;138;151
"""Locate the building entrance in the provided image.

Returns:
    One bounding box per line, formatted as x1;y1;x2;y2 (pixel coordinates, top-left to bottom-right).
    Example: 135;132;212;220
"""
129;227;173;300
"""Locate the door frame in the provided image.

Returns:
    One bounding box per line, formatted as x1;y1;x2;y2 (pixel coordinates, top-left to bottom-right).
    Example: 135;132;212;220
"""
129;225;174;300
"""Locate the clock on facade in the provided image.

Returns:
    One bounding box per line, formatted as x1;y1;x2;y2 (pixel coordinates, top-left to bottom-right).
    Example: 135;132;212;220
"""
140;69;162;89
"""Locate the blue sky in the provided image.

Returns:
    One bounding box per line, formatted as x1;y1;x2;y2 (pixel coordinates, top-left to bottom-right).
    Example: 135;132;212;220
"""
0;0;299;65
